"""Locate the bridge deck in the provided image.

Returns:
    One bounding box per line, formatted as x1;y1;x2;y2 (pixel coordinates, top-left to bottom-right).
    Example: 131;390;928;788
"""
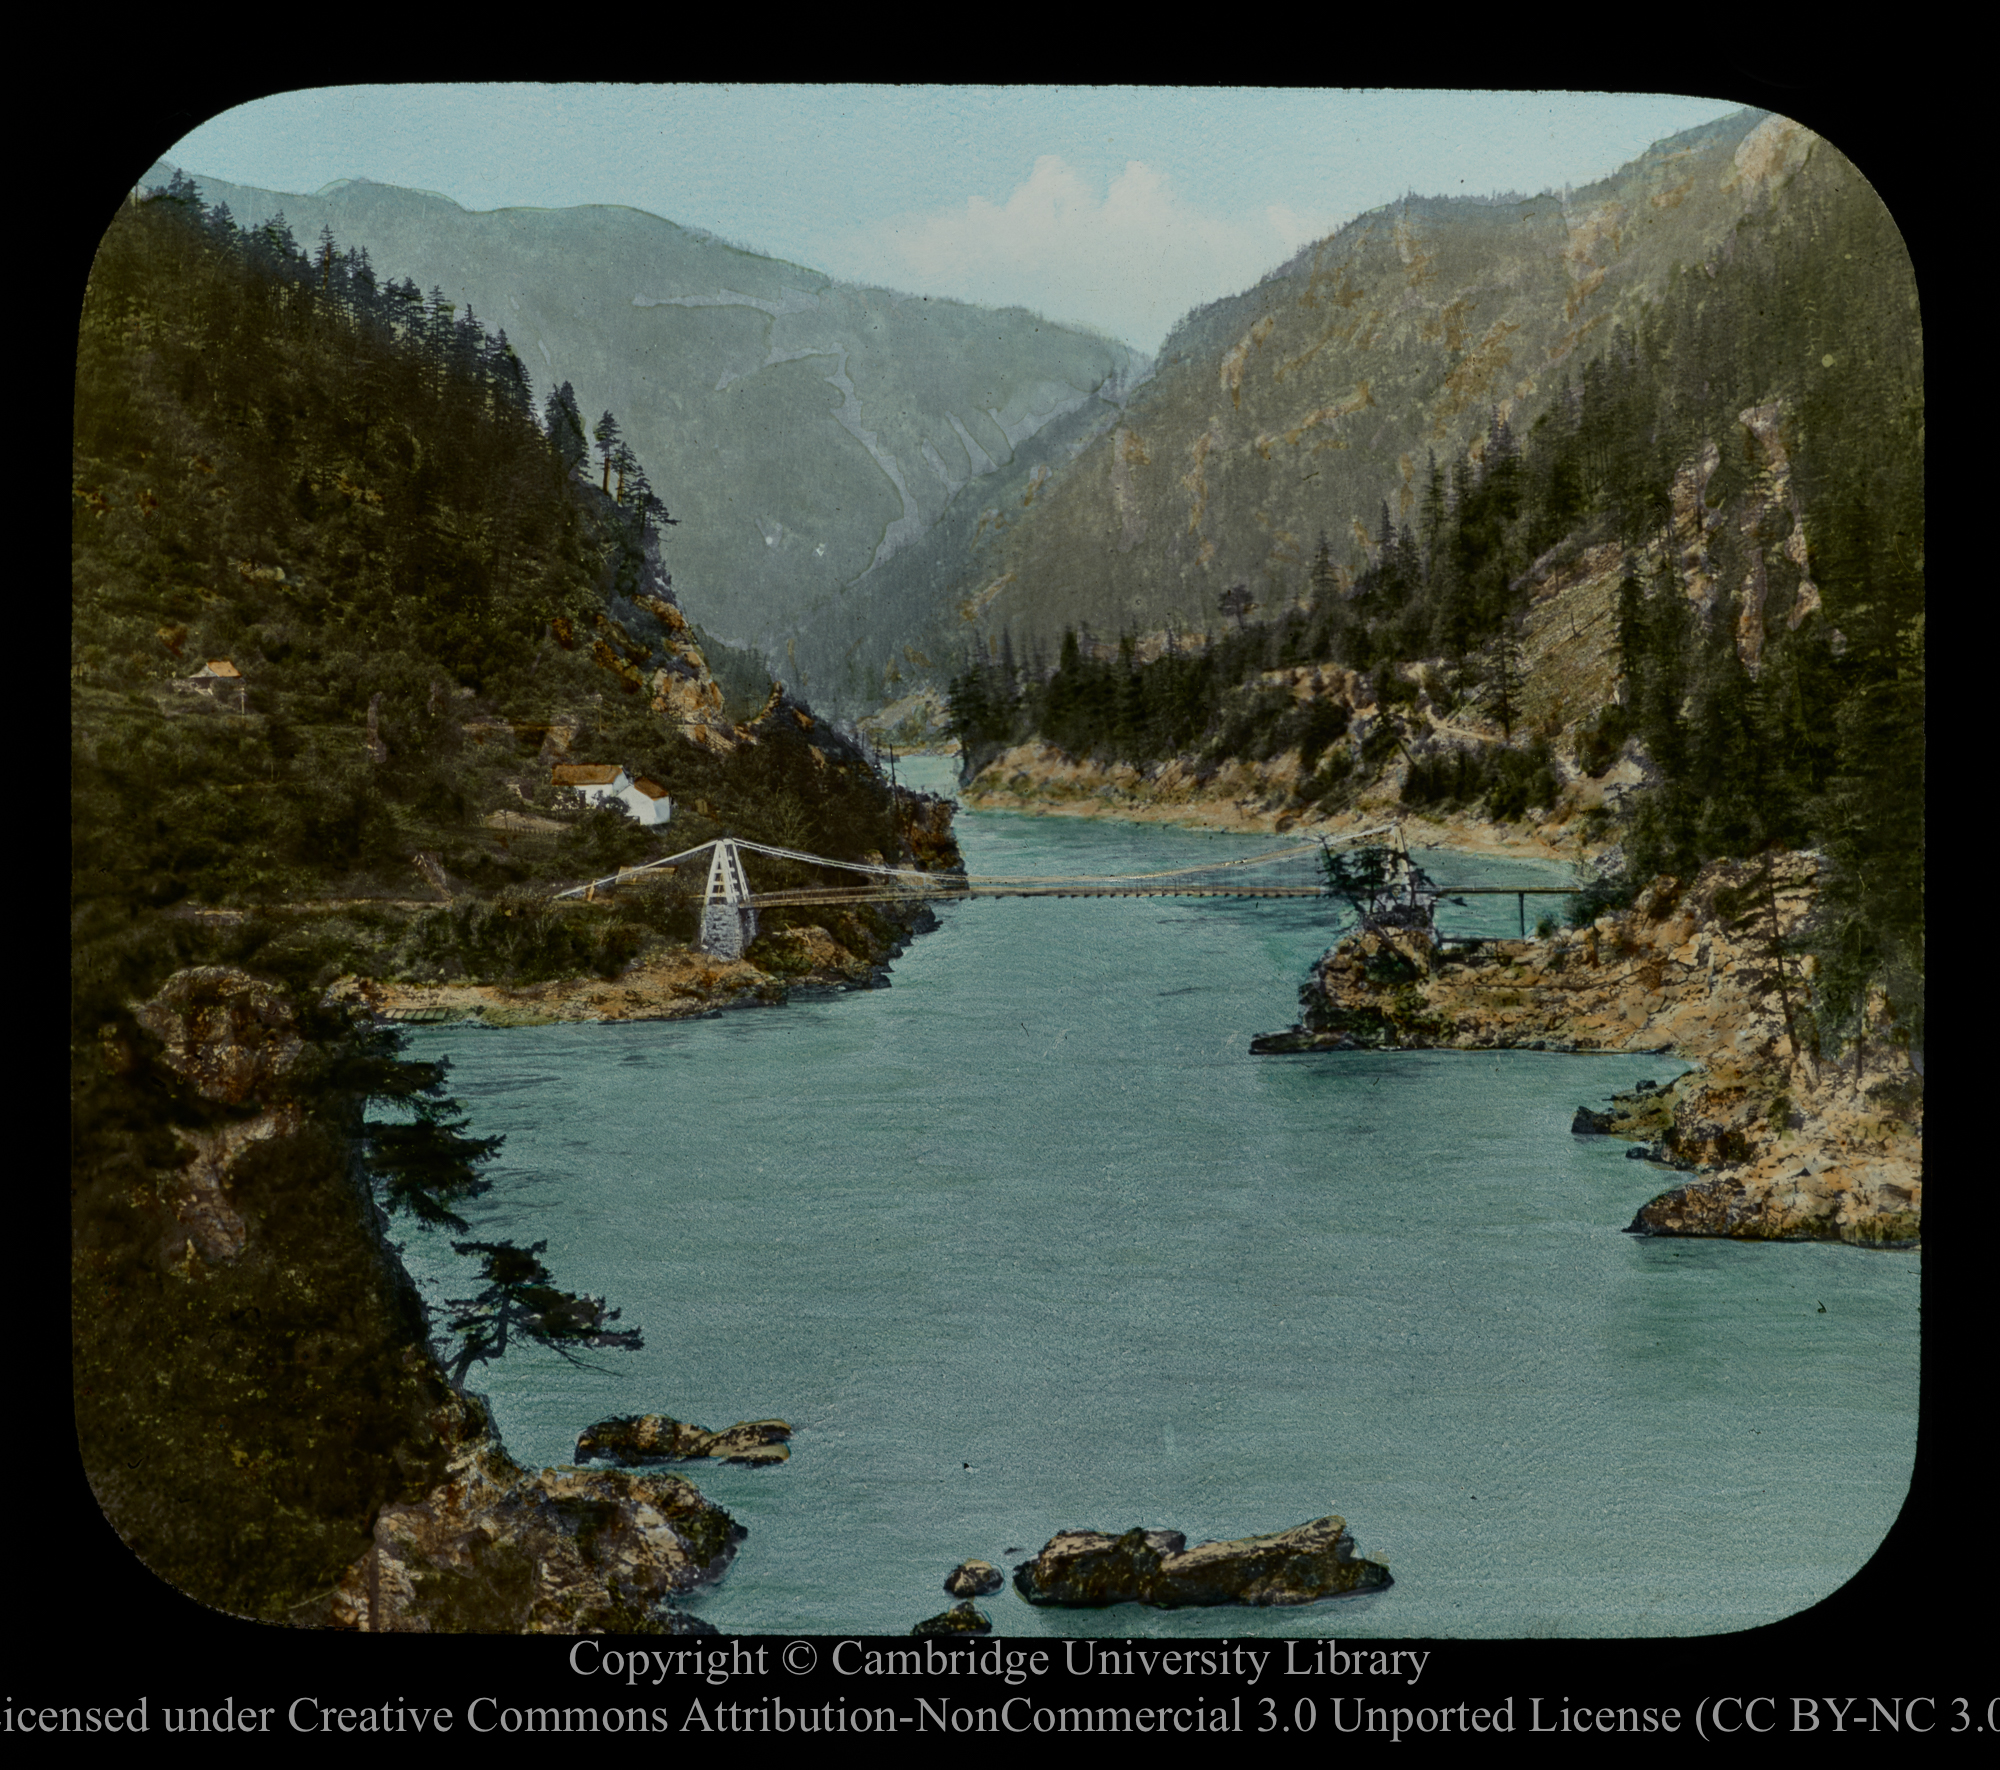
739;882;1583;908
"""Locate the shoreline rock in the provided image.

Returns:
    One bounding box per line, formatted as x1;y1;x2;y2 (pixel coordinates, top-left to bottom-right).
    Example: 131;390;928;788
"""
575;1414;793;1468
1626;1165;1920;1247
1012;1515;1391;1609
331;1396;742;1633
1259;853;1921;1248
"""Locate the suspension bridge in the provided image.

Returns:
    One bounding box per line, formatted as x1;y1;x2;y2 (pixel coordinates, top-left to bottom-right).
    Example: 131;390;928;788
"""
552;821;1585;959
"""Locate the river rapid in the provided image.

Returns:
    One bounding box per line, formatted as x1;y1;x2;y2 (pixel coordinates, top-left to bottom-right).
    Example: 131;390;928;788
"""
397;757;1918;1638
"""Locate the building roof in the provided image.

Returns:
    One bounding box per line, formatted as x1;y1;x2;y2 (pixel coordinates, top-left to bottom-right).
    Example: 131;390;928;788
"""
194;660;241;679
551;763;625;787
631;777;669;800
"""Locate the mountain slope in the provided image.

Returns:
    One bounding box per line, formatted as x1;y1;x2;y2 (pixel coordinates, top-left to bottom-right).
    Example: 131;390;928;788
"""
137;160;1149;709
937;108;1837;657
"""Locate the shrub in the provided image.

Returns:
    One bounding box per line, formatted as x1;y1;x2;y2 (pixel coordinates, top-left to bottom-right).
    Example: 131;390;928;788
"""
1574;703;1634;777
1565;873;1637;929
1484;743;1561;821
1294;698;1352;773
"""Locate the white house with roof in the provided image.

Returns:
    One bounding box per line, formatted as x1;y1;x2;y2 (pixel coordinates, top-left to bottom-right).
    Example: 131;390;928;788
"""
174;659;243;701
550;763;673;828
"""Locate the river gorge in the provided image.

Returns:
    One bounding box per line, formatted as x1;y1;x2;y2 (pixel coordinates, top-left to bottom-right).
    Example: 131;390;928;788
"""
393;758;1917;1638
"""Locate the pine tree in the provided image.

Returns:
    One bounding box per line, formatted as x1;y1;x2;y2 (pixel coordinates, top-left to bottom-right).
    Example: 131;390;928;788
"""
610;439;638;504
1420;450;1447;577
487;330;533;419
364;1096;503;1231
1489;619;1522;742
1614;559;1647;703
594;411;623;493
544;382;588;477
442;1239;643;1387
1309;531;1341;606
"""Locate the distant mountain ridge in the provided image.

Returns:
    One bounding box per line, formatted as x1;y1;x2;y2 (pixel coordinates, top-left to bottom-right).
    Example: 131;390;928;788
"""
135;159;1152;711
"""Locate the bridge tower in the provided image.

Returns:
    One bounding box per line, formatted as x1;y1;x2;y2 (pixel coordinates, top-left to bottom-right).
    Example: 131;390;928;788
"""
698;839;758;959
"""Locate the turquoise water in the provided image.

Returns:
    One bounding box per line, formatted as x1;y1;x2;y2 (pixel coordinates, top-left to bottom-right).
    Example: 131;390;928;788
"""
397;764;1918;1637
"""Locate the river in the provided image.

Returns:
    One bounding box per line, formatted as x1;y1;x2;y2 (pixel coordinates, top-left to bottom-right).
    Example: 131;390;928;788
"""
396;757;1918;1638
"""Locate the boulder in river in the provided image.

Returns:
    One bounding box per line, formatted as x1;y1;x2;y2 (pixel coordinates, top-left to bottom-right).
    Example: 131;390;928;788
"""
575;1414;792;1467
911;1600;992;1637
1571;1106;1616;1134
945;1559;1004;1598
1012;1515;1390;1609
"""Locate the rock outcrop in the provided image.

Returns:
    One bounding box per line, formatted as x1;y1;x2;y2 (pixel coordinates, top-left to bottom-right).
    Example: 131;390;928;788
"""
333;1398;741;1632
1626;1159;1920;1246
1012;1515;1390;1609
130;966;310;1268
575;1414;792;1467
945;1558;1004;1598
911;1601;993;1637
897;785;966;874
133;965;305;1102
1269;853;1921;1247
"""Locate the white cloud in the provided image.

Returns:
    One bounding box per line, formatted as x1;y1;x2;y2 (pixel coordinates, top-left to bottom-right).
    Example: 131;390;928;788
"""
842;156;1336;356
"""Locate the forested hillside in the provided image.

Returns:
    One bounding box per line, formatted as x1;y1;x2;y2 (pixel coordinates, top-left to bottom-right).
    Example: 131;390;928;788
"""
950;114;1921;1063
69;177;928;1621
142;158;1151;710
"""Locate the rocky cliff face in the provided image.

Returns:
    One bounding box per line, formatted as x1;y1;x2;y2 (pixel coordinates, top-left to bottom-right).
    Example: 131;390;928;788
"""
77;966;464;1622
125;967;305;1269
80;964;754;1628
1267;855;1920;1247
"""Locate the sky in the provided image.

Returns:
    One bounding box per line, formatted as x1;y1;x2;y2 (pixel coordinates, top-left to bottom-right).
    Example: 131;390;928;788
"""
156;86;1748;359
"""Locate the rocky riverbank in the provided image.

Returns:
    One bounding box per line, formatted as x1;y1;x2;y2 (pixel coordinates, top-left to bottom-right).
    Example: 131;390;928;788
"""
958;736;1615;865
324;904;938;1027
1258;851;1921;1248
329;1389;740;1633
322;788;961;1027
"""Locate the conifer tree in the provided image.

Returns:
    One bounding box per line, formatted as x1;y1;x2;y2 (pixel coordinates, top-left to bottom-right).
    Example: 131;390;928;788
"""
442;1239;643;1387
1489;619;1522;742
1420;449;1447;572
1309;531;1341;606
544;382;588;477
1614;559;1647;702
594;411;623;493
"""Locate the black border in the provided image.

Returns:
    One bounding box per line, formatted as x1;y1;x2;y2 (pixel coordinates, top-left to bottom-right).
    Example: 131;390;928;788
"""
60;62;1949;1719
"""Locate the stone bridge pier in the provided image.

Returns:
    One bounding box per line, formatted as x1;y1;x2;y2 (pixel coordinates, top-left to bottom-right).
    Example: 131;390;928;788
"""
699;840;758;959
